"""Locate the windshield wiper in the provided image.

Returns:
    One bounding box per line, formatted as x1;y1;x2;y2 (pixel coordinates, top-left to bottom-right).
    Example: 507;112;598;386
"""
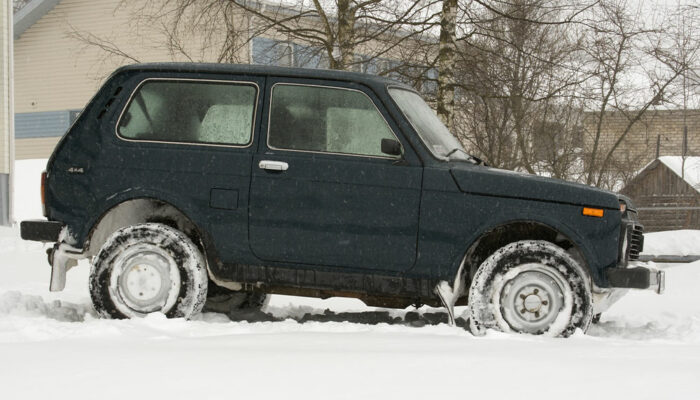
444;147;464;159
445;148;487;166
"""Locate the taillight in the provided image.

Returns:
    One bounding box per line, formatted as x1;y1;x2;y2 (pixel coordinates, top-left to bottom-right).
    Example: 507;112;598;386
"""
41;171;47;217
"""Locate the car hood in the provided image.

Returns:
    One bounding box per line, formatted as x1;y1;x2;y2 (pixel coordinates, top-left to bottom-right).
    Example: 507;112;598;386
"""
449;164;620;209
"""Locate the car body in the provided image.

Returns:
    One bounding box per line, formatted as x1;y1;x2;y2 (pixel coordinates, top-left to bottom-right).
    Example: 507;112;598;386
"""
20;63;664;335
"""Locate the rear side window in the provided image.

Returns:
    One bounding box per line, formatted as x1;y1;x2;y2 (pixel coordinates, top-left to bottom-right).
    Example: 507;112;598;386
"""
268;84;397;157
117;80;257;146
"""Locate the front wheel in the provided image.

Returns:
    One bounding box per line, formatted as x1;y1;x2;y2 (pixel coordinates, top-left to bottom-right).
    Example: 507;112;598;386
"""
89;223;208;319
468;240;593;337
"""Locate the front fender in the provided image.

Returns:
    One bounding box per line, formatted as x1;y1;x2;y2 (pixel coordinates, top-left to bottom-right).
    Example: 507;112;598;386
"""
450;202;621;287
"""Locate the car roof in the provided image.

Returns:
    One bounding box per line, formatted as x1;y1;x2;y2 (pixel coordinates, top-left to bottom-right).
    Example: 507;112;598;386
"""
115;62;414;90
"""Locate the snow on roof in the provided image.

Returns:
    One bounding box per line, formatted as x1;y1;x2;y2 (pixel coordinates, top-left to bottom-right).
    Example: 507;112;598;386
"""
658;156;700;191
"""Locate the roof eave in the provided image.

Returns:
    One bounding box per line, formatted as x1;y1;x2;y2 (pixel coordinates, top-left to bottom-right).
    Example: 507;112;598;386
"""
13;0;61;40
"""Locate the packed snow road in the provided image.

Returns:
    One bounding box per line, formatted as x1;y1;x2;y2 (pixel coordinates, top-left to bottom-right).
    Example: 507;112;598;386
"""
1;225;699;399
2;160;699;399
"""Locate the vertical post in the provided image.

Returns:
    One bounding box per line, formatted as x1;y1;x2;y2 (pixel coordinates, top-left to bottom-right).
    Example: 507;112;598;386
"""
0;0;13;226
682;66;688;182
682;128;687;180
656;134;660;159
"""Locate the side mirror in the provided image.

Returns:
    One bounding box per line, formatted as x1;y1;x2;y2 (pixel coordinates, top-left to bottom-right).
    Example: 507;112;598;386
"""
381;138;402;157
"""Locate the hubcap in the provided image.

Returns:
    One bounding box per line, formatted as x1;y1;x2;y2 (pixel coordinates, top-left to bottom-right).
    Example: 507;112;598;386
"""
123;261;165;303
110;245;181;315
499;264;569;334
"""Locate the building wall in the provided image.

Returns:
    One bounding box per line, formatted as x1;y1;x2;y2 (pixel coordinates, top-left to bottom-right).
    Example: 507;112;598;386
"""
1;0;10;171
1;0;12;225
583;109;700;173
15;136;60;160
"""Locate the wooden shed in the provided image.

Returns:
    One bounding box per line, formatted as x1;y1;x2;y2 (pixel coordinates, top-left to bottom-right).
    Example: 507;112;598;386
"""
620;156;700;232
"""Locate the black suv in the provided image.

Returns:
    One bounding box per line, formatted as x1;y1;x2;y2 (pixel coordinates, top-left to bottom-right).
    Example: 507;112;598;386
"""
21;63;664;336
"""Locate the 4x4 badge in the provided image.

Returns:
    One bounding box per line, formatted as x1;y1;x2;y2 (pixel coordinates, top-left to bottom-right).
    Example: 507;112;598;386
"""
67;167;84;174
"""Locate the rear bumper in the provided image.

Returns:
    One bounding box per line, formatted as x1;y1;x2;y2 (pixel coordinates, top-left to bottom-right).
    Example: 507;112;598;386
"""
606;266;665;294
20;220;63;242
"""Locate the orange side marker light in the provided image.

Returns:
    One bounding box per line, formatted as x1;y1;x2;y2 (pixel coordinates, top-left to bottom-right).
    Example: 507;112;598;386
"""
582;207;604;218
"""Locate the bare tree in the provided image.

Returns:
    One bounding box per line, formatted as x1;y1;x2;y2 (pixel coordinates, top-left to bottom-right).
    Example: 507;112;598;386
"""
581;0;700;189
231;0;438;70
451;0;589;176
65;0;699;190
68;0;261;71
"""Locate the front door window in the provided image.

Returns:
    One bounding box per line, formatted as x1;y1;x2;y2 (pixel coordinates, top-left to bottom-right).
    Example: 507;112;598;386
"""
268;84;398;158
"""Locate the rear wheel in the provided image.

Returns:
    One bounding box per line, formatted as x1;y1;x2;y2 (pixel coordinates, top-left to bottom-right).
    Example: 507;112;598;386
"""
89;223;208;319
468;240;593;337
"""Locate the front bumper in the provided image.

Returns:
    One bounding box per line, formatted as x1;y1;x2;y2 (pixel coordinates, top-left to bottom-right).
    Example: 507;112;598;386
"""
609;207;664;293
606;266;665;294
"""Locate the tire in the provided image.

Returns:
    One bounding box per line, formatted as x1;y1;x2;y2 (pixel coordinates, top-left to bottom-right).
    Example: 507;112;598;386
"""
203;283;269;314
89;223;208;319
468;240;593;337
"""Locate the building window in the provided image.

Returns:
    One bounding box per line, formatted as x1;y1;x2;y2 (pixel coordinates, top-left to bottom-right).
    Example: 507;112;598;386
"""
252;37;293;67
251;37;328;69
14;110;82;138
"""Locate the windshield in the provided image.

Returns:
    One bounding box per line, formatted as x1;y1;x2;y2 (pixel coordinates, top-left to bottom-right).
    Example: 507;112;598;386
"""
388;88;468;161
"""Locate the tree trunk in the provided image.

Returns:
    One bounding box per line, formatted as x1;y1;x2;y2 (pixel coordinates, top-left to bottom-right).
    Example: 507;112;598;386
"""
437;0;457;130
336;0;355;70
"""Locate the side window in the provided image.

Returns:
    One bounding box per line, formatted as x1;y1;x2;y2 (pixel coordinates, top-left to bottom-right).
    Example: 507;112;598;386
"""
268;84;397;157
118;80;257;146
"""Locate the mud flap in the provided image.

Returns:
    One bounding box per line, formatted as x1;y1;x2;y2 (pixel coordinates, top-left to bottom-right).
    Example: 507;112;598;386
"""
434;257;467;327
48;243;85;292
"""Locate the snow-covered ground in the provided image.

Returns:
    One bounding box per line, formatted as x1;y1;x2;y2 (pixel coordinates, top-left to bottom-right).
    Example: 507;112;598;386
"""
643;229;700;257
2;160;700;399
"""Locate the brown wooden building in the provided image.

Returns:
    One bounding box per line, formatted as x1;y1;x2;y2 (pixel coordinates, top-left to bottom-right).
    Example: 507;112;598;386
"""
620;156;700;232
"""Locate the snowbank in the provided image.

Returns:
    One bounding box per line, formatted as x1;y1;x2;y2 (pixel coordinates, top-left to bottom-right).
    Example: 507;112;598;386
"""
0;291;93;322
642;229;700;256
12;159;47;222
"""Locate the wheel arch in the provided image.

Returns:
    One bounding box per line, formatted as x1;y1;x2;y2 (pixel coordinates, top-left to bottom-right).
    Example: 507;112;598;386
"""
83;195;209;259
461;219;592;286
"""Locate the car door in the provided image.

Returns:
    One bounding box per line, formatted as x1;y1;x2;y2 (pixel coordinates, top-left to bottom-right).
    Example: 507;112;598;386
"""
249;79;422;272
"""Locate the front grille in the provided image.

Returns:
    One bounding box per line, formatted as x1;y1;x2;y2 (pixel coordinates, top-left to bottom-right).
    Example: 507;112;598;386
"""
628;224;644;260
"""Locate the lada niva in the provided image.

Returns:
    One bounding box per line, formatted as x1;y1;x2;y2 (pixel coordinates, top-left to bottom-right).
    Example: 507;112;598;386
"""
20;63;664;336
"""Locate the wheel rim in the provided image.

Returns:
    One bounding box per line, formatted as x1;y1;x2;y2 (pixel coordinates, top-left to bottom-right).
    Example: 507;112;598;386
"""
498;263;570;334
110;244;181;315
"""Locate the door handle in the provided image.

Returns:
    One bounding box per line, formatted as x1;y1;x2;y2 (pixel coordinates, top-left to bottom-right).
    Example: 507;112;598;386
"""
259;160;289;171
